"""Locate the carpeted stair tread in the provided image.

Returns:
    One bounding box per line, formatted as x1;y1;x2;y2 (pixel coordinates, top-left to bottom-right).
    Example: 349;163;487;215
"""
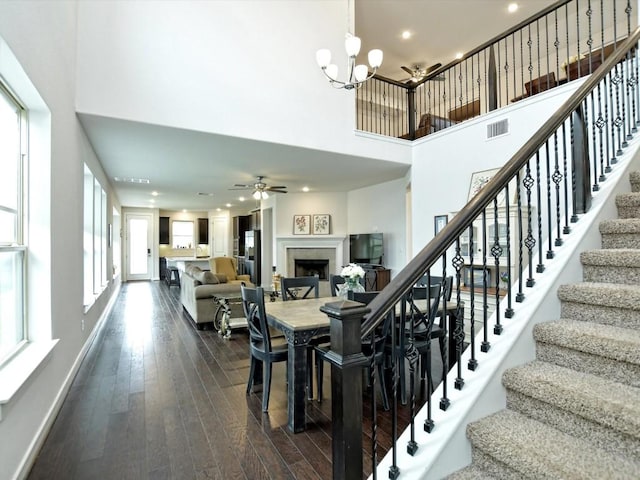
534;319;640;365
502;361;640;439
557;282;640;311
615;192;640;207
616;192;640;218
631;171;640;192
580;248;640;266
599;218;640;234
534;320;640;387
581;249;640;284
445;464;497;480
467;410;639;479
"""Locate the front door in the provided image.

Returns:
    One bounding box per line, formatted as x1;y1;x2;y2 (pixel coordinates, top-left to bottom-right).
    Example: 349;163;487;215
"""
126;213;153;281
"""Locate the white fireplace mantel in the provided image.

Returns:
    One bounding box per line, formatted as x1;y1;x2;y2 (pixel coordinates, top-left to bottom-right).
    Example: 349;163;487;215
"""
276;235;346;276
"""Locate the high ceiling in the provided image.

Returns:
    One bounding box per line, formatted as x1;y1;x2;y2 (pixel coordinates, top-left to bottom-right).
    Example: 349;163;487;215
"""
81;1;554;214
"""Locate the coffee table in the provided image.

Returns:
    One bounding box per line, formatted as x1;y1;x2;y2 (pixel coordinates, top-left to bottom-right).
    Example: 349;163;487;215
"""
213;292;246;338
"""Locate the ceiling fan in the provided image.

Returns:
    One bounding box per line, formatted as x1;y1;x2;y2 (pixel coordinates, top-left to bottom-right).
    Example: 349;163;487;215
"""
230;175;288;200
400;63;444;83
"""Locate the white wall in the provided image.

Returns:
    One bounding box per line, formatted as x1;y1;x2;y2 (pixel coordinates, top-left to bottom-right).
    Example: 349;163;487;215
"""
0;2;120;479
347;177;408;275
410;79;585;255
74;0;410;166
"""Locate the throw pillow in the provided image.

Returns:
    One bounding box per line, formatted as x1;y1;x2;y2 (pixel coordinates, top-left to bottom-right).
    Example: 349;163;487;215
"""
215;274;228;284
201;271;219;284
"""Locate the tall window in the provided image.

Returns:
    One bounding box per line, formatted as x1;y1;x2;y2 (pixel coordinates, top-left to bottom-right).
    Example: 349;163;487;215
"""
172;220;194;249
0;83;27;365
83;164;108;307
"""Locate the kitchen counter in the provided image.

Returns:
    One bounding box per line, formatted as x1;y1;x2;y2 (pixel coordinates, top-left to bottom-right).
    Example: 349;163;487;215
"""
166;257;211;271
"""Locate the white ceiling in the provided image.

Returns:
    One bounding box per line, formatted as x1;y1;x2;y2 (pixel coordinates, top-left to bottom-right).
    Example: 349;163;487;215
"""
80;1;554;214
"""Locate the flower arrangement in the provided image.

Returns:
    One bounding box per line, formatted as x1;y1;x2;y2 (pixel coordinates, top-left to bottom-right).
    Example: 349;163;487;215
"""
341;263;365;281
500;271;509;284
339;263;366;297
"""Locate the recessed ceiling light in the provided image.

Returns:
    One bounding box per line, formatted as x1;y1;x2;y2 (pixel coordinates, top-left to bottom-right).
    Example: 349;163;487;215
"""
197;192;214;196
151;191;158;196
455;52;463;60
508;3;518;13
182;209;187;213
216;208;221;212
401;30;411;40
239;196;246;202
302;186;310;192
225;203;232;208
149;198;155;203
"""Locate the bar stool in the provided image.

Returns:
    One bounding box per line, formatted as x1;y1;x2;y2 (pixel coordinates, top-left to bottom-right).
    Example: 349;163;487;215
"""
166;266;180;287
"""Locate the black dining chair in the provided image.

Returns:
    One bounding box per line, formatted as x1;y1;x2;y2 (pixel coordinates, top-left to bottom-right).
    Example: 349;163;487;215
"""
314;290;391;410
402;282;446;396
241;285;289;412
280;275;320;301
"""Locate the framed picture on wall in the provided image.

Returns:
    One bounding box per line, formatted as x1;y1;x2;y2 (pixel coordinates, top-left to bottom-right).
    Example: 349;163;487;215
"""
313;214;330;235
468;168;500;201
293;215;311;235
434;215;448;235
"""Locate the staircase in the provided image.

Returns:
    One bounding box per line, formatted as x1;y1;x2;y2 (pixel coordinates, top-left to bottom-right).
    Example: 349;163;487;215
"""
448;172;640;479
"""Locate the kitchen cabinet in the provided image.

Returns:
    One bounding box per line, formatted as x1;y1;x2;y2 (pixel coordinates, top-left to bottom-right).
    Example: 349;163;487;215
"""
197;218;208;244
159;216;170;244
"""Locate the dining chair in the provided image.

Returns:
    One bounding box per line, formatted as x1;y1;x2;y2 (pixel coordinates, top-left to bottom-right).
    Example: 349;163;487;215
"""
241;285;289;412
314;290;391;411
329;273;365;296
403;282;446;395
280;275;320;301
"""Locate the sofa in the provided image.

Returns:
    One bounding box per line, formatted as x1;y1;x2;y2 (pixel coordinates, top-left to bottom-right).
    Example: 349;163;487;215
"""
180;264;251;329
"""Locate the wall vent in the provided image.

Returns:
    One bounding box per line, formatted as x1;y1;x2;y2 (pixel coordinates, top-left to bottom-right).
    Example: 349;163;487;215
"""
487;119;509;139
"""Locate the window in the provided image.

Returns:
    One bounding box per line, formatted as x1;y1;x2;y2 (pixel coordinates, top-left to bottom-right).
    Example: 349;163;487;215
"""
172;220;194;249
83;164;108;307
0;82;27;365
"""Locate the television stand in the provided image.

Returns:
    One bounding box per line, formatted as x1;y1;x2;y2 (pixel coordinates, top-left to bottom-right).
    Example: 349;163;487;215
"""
361;266;391;291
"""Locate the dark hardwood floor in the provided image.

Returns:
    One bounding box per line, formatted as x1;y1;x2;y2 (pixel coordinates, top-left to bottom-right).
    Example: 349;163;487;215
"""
27;281;440;479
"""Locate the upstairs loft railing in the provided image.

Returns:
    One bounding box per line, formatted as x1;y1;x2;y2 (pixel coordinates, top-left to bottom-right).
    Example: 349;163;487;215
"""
357;0;637;141
325;25;640;480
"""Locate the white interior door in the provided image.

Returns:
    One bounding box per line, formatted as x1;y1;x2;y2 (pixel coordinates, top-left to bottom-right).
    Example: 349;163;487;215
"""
126;213;153;281
212;217;228;257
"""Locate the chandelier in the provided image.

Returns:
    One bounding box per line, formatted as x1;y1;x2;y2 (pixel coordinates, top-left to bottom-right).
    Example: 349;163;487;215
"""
315;2;383;90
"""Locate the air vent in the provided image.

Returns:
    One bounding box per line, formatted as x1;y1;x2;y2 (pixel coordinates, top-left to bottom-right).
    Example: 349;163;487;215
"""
487;119;509;139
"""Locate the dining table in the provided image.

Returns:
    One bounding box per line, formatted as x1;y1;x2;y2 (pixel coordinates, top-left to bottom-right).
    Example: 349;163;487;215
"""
265;297;333;433
264;295;464;433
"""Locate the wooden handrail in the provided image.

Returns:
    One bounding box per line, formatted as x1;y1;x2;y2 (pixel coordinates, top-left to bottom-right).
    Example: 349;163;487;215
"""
361;27;640;339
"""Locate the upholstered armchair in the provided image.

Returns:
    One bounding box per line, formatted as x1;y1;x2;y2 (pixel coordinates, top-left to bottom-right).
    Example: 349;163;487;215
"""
209;256;252;285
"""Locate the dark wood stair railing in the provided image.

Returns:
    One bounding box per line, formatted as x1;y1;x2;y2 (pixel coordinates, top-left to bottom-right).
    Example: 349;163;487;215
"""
330;27;640;480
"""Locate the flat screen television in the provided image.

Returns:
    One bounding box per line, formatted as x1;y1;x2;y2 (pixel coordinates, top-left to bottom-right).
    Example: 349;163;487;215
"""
349;233;383;266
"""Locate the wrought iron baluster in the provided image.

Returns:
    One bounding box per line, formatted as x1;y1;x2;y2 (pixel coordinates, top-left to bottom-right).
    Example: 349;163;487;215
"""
587;0;593;74
491;199;503;335
535;151;545;273
527;24;533;96
370;339;378;480
439;255;449;407
406;299;418;456
389;298;399;480
504;184;514;318
562;122;571;235
466;230;477;370
451;238;465;390
480;210;490;353
552;132;564;247
523;160;536;286
544;140;554;259
515;171;525;303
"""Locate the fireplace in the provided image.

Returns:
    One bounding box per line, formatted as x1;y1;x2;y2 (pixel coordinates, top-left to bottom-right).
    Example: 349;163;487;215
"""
294;259;329;280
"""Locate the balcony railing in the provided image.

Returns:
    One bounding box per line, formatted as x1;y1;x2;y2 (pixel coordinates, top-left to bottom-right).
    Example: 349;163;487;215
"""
328;15;640;480
356;0;637;142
